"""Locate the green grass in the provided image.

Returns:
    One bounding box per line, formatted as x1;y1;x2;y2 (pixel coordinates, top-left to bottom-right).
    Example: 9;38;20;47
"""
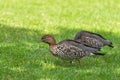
0;0;120;80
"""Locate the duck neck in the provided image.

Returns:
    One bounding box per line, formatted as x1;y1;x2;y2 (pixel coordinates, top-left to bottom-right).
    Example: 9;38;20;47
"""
49;42;56;47
49;37;56;46
49;42;56;54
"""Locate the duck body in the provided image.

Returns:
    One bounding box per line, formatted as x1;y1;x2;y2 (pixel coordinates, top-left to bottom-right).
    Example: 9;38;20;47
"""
74;30;113;49
50;39;100;60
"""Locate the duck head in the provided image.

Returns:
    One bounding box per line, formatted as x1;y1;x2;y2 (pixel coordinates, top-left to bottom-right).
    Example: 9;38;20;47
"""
40;34;56;45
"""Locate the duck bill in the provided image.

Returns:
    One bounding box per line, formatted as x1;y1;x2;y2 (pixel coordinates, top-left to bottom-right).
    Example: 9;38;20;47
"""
39;39;43;43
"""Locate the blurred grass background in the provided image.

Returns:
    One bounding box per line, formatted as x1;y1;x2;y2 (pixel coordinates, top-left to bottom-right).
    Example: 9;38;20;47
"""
0;0;120;80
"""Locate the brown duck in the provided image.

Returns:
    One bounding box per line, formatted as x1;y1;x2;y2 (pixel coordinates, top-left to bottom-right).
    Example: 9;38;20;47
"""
40;34;104;63
74;30;113;49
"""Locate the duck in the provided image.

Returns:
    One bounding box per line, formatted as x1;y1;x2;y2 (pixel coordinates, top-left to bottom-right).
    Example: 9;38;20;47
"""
40;34;104;63
74;30;113;49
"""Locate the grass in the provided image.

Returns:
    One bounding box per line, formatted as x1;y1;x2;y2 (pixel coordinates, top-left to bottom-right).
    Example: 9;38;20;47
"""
0;0;120;80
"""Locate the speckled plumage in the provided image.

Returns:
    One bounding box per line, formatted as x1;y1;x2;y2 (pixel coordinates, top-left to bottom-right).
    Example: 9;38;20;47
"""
41;34;104;63
50;40;100;60
74;30;113;49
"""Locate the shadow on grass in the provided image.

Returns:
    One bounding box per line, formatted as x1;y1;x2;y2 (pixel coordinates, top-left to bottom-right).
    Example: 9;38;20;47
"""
0;24;43;43
0;24;120;79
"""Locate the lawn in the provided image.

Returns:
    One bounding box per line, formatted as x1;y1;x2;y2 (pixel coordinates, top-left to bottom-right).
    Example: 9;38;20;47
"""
0;0;120;80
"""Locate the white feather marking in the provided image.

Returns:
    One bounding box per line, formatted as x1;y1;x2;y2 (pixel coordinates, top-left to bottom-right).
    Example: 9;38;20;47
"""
90;53;95;55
